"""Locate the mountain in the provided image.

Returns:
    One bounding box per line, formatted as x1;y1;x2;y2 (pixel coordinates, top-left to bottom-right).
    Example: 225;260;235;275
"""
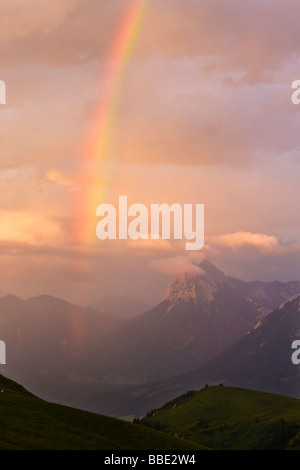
85;260;300;385
2;260;300;414
0;294;123;397
174;293;300;398
0;373;207;450
78;292;300;417
138;386;300;450
91;295;151;320
225;276;300;313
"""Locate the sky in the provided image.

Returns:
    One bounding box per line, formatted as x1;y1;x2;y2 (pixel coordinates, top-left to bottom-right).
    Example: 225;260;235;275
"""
1;0;300;305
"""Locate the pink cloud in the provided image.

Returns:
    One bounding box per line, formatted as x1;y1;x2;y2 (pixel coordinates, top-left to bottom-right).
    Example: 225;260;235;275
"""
210;232;300;256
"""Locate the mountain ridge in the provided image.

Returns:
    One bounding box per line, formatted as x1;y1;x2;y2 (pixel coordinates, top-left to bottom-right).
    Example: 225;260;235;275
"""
78;290;300;417
2;259;300;414
88;259;300;384
0;372;206;450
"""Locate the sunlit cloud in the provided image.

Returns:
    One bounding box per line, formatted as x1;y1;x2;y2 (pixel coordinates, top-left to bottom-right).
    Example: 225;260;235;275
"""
0;210;66;246
149;255;205;277
1;0;300;302
46;169;92;187
209;232;300;256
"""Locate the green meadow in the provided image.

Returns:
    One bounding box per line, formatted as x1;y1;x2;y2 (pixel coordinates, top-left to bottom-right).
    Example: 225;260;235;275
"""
0;374;207;450
138;385;300;450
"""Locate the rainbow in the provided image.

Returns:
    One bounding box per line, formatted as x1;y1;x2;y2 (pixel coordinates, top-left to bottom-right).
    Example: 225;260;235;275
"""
76;0;151;246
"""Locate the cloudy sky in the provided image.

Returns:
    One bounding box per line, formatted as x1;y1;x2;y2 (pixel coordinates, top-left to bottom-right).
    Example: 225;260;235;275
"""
1;0;300;305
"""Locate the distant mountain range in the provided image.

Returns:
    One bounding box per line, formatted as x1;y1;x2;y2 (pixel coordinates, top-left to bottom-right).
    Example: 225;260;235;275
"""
81;292;300;417
174;292;300;398
83;259;300;385
91;295;151;320
1;259;299;414
0;294;123;396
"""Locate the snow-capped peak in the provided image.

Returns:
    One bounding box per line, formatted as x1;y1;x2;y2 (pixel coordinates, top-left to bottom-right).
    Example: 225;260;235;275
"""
278;293;300;311
164;272;217;312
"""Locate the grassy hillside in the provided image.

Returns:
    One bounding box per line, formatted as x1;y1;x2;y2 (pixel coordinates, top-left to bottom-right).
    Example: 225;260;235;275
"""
138;385;300;450
0;374;208;450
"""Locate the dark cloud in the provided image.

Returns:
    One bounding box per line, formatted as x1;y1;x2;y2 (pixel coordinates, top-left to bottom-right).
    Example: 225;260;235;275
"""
0;0;128;66
2;0;300;78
